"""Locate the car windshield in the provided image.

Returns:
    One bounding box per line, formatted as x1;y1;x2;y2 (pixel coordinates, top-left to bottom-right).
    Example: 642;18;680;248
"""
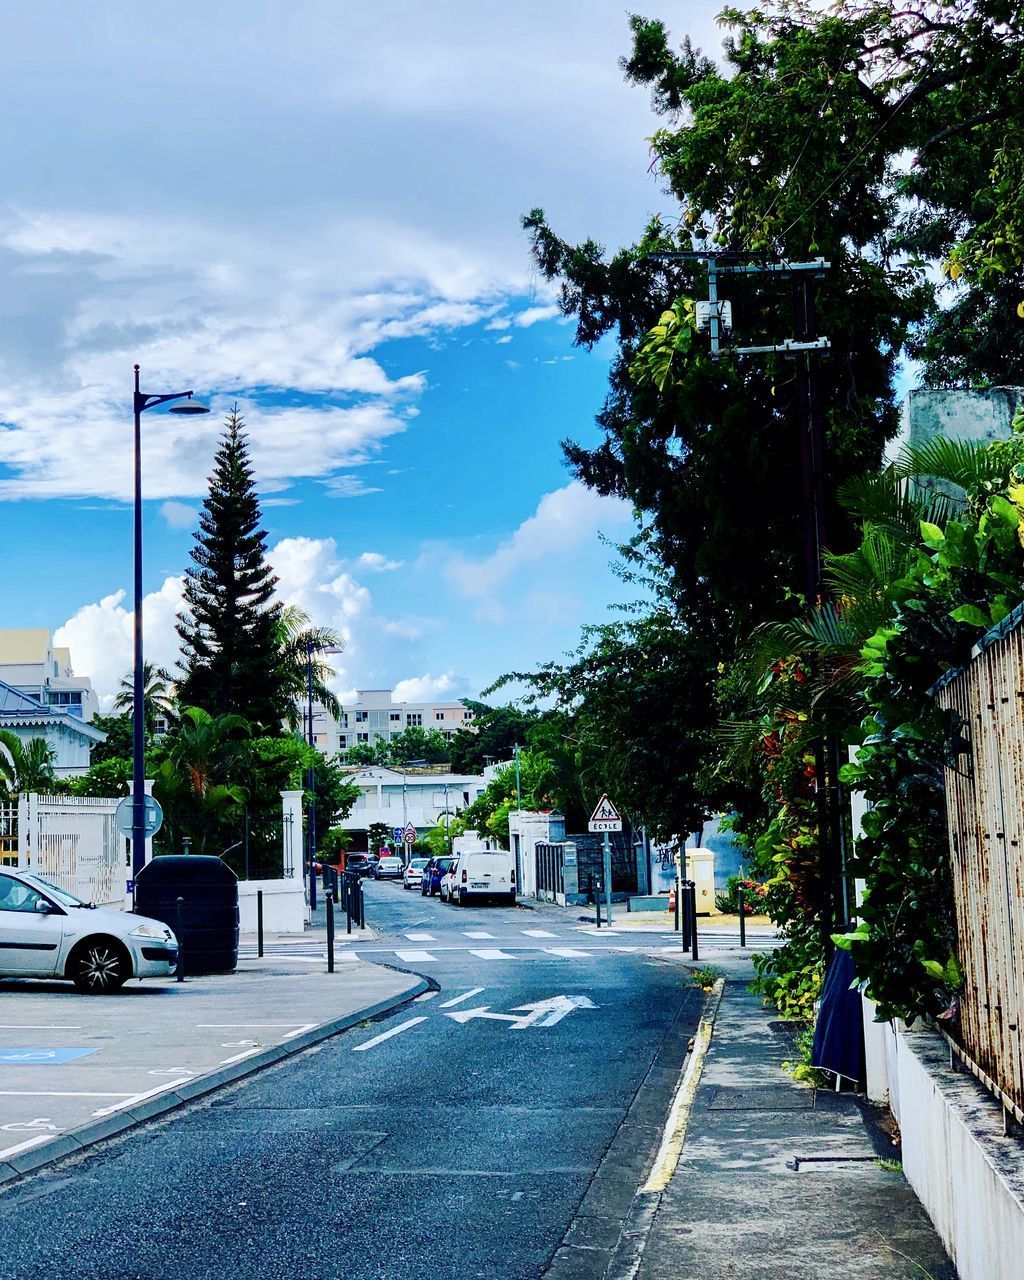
438;858;455;872
22;874;86;908
409;859;428;870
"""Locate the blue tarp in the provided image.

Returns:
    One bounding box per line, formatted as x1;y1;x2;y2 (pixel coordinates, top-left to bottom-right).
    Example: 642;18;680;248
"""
811;947;865;1085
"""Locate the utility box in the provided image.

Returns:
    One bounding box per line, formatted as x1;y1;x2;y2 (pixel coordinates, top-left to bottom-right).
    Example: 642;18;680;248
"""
134;855;239;974
685;848;718;916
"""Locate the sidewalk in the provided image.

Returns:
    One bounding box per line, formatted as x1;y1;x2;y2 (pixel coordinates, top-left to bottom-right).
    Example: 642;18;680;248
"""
633;950;956;1279
0;955;424;1185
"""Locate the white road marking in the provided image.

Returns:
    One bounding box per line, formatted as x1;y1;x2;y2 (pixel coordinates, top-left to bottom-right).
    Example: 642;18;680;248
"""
445;1006;521;1025
0;1133;54;1160
1;1117;58;1132
0;1025;82;1030
611;946;641;953
352;1017;427;1053
414;991;439;1002
0;1091;128;1099
404;932;436;941
469;949;515;960
219;1048;262;1065
521;929;557;938
464;930;495;939
92;1079;188;1118
446;995;598;1029
576;928;621;936
394;950;437;962
439;987;484;1008
280;1024;317;1040
544;948;593;958
148;1068;194;1077
196;1023;308;1029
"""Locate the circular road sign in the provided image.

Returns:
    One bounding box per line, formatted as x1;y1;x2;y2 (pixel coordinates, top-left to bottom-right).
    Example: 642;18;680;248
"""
114;795;164;841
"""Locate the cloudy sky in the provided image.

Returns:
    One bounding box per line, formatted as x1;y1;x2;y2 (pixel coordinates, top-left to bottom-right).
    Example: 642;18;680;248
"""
0;1;726;708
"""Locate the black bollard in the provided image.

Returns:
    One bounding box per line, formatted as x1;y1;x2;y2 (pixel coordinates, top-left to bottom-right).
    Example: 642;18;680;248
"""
176;896;185;982
345;875;353;935
257;889;264;958
689;880;699;961
326;893;335;973
681;883;691;951
359;878;366;929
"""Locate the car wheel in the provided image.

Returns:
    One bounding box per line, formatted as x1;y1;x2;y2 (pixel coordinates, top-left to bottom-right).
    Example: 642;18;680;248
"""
72;939;130;994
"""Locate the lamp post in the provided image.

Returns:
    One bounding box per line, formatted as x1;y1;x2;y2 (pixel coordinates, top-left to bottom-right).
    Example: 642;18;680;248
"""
304;639;340;912
130;366;209;886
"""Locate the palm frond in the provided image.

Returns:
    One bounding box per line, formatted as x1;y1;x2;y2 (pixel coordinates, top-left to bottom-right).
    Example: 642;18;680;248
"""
891;436;1010;492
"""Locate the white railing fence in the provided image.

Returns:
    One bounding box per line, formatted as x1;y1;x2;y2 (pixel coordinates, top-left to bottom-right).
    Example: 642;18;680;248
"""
16;793;126;907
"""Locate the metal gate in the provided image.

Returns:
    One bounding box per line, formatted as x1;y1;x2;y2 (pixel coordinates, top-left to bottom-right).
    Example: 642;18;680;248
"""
535;842;565;902
17;793;126;906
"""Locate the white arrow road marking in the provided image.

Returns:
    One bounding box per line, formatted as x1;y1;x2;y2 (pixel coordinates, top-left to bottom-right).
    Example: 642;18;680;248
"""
509;996;599;1028
439;988;484;1008
395;950;437;962
444;1006;523;1025
469;949;515;960
445;995;598;1029
352;1017;427;1052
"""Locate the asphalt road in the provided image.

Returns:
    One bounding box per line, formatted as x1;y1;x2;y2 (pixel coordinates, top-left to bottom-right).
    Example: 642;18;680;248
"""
0;882;703;1280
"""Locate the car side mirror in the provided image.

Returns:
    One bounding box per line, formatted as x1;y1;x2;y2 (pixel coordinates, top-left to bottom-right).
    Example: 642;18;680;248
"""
33;898;55;914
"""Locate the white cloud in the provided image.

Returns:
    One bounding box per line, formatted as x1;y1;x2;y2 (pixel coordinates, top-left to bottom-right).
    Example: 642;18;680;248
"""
515;304;561;327
495;335;513;345
447;481;633;599
160;501;197;530
392;672;469;703
357;552;403;573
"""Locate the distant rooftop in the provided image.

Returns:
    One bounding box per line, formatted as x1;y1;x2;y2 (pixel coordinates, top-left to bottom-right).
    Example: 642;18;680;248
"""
0;629;51;665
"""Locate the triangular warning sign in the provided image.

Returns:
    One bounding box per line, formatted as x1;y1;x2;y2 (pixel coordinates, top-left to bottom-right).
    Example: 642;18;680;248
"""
590;794;620;824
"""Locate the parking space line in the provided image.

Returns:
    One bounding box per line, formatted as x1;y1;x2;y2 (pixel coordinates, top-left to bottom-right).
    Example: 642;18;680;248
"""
469;949;515;960
0;1134;54;1160
92;1080;184;1118
280;1024;317;1040
0;1025;82;1031
0;1090;130;1098
195;1023;307;1029
352;1017;427;1053
413;991;439;1002
439;988;484;1008
219;1048;262;1065
394;950;437;962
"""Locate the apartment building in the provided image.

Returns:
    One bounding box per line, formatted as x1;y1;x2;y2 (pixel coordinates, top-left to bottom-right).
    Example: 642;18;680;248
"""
309;688;475;755
0;629;99;722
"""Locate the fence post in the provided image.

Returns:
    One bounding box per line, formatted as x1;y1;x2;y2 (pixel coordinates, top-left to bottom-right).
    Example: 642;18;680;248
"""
257;889;264;958
738;886;746;948
326;893;335;973
176;896;185;982
689;880;699;961
345;874;353;935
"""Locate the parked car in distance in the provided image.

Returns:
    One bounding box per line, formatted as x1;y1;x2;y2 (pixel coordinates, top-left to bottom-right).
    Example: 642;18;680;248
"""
421;855;456;897
403;858;429;890
451;848;516;906
0;867;178;994
439;857;459;902
375;856;403;880
344;854;373;877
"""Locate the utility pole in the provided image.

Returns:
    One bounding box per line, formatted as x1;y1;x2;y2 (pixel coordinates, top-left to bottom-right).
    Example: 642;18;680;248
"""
653;250;845;948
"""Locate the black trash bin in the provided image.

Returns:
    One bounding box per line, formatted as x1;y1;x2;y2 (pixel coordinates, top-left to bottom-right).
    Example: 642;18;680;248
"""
134;856;239;975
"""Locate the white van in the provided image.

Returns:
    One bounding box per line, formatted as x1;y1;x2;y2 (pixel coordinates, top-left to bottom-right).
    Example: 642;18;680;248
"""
452;848;516;906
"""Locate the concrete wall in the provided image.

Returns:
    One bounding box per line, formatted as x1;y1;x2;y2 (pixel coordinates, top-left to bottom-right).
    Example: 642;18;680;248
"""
238;878;306;933
864;1002;1024;1280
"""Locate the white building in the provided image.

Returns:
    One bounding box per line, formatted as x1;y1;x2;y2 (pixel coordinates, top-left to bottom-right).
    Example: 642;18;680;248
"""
0;629;99;722
309;688;476;755
0;680;105;778
333;765;487;851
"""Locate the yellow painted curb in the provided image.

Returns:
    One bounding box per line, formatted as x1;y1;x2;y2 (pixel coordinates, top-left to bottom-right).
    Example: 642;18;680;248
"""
641;977;725;1194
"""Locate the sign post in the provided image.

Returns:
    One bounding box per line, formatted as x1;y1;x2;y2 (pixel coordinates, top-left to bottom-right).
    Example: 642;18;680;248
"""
588;795;622;926
403;823;417;863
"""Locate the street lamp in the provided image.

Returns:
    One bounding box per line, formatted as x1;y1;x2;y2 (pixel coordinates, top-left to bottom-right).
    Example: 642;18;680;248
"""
130;365;209;886
305;639;341;912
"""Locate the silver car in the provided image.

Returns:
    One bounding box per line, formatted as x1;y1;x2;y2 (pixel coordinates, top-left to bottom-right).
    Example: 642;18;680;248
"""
0;867;178;994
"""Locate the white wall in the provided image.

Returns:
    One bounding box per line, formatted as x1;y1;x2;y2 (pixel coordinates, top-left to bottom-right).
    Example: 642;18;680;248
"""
238;878;306;933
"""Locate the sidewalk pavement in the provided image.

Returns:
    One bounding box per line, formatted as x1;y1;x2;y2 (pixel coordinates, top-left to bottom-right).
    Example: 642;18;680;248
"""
631;949;956;1280
0;955;424;1186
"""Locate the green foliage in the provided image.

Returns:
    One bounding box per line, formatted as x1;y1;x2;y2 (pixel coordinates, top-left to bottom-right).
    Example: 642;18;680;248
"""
447;701;537;774
0;732;57;796
456;748;561;849
89;712;135;765
276;605;343;729
366;822;391;856
176;408;290;733
319;828;352;863
112;662;177;734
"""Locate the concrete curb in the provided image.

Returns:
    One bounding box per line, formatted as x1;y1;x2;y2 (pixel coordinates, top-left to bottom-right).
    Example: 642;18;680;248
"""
0;974;428;1190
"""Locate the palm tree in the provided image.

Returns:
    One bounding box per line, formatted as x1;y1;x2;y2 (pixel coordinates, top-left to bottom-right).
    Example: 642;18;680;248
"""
113;662;178;734
275;605;343;730
152;707;251;855
0;731;57;795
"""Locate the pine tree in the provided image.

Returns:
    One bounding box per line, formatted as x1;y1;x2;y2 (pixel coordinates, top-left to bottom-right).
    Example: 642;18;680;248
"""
176;409;288;733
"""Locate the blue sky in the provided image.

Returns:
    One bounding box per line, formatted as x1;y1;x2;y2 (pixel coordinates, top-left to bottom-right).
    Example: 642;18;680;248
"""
0;1;728;706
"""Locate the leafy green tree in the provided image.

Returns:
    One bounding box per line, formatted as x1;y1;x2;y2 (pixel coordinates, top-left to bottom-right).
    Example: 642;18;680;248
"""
113;662;177;734
367;822;391;856
0;732;57;796
386;725;449;765
447;701;538;774
88;711;134;765
176;408;288;733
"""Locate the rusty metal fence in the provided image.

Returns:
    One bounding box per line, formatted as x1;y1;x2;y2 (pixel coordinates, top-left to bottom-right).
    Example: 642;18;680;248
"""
935;607;1024;1121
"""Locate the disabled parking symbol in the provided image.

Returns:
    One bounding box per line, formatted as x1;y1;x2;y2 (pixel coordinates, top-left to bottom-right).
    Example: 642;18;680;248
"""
0;1048;99;1065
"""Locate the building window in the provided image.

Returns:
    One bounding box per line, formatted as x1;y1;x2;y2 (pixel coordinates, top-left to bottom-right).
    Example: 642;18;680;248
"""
463;710;473;720
355;711;368;723
406;713;422;726
339;735;347;748
390;712;401;722
357;732;369;743
435;711;445;721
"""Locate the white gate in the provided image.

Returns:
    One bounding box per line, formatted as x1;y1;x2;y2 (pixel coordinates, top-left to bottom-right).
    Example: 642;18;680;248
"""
17;793;126;906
